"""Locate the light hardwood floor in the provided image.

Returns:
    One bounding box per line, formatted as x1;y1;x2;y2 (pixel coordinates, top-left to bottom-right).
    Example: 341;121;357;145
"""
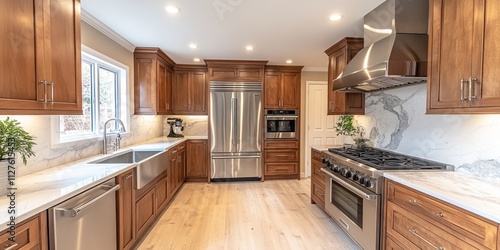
135;179;359;250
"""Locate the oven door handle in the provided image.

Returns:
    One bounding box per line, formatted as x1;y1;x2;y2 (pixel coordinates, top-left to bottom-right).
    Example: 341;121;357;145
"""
265;115;298;119
321;169;378;201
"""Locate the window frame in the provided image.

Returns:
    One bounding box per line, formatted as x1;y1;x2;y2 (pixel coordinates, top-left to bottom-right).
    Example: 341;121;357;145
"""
51;45;130;147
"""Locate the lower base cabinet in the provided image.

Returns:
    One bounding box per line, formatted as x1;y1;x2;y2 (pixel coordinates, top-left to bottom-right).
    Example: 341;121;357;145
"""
264;140;300;180
155;175;169;212
186;139;208;182
116;170;135;250
385;180;499;249
310;148;326;210
0;212;47;250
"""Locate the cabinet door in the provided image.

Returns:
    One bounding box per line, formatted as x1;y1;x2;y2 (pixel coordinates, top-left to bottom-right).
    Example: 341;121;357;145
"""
472;0;500;108
157;61;172;115
135;187;155;238
116;170;135;250
186;140;208;179
43;0;82;112
281;73;300;109
264;72;281;108
177;150;186;188
190;72;207;114
167;157;177;199
155;175;168;212
134;58;157;114
0;0;45;111
428;0;474;110
0;212;47;250
172;72;190;113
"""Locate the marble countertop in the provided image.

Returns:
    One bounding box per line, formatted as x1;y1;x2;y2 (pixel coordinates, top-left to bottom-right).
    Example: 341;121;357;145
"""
310;145;341;151
384;171;500;224
0;136;205;231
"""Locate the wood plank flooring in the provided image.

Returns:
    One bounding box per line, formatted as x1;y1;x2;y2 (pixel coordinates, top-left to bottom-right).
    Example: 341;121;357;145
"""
135;179;360;250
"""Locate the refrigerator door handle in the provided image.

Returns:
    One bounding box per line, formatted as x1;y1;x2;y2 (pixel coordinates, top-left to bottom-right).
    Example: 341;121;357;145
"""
231;97;237;147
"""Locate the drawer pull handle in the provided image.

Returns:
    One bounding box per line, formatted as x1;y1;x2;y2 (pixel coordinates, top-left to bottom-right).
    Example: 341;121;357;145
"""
436;212;444;217
276;154;288;157
4;243;18;250
409;199;417;204
123;174;133;180
409;228;445;250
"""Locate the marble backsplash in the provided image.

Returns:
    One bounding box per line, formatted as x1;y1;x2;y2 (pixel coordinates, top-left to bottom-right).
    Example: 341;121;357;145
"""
163;116;208;137
0;115;164;176
354;83;500;181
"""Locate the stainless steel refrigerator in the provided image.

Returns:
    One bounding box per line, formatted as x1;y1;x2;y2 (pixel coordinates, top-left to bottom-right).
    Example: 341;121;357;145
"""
210;81;262;181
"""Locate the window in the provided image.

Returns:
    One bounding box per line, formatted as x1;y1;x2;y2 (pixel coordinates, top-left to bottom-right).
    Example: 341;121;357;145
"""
53;46;129;144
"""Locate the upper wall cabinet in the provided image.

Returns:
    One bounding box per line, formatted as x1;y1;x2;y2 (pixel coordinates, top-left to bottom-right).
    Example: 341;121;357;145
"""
325;37;364;115
264;66;303;109
134;47;175;115
427;0;500;114
172;65;208;115
0;0;82;115
205;60;268;82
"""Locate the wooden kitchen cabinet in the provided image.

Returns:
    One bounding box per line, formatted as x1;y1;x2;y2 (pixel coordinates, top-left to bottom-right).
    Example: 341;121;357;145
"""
205;60;268;82
186;139;208;182
0;0;82;115
135;187;156;239
384;180;499;249
167;142;186;199
310;148;326;210
0;212;48;250
427;0;500;114
264;66;303;109
324;37;364;115
116;170;135;250
172;65;208;115
264;140;300;180
176;142;186;187
155;175;169;213
134;47;175;115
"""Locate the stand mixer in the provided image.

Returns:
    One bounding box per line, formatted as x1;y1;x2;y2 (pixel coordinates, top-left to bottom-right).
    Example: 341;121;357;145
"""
166;118;184;137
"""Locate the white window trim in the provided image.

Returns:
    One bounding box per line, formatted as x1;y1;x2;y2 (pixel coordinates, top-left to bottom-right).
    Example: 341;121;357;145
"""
51;45;131;148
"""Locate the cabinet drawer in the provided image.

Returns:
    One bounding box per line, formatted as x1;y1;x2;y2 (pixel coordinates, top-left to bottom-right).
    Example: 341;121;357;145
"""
265;150;299;162
387;201;477;250
135;188;156;238
177;142;186;152
312;149;323;161
311;179;325;209
385;236;407;250
265;163;298;175
265;140;299;149
168;145;179;157
0;213;44;250
311;160;326;184
387;181;498;249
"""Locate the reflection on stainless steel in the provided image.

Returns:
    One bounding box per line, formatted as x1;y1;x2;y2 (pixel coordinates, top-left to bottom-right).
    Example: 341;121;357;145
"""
210;82;262;180
49;178;119;250
333;0;429;93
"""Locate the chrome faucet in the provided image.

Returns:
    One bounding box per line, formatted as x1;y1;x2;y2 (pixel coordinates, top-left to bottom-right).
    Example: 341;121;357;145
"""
103;118;126;154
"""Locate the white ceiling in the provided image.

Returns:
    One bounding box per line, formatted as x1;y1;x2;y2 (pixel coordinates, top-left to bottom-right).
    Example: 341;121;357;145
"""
82;0;385;70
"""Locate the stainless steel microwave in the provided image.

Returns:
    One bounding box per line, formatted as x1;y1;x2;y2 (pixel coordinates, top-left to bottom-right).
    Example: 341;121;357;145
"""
264;110;298;139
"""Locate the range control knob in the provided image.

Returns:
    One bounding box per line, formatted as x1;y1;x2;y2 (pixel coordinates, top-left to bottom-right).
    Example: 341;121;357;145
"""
344;171;352;178
339;168;346;176
322;158;327;164
326;161;333;168
333;166;340;173
365;180;373;188
359;177;366;185
352;174;360;181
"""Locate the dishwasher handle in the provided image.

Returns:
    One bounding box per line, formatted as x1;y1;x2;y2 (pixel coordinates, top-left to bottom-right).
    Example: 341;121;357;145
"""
55;184;120;217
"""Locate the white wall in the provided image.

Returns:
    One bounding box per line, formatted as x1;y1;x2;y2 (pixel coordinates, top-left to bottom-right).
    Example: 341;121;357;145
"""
355;83;500;181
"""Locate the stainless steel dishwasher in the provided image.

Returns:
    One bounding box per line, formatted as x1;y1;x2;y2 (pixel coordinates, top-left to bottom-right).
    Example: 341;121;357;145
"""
48;178;120;250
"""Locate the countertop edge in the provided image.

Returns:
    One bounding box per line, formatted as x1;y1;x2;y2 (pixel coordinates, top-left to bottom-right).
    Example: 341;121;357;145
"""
384;172;500;224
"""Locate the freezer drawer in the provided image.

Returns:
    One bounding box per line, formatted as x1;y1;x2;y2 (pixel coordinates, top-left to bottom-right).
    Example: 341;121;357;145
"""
211;155;261;179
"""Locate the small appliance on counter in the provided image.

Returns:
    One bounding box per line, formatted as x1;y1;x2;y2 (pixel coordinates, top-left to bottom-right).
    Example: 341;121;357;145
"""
167;118;184;137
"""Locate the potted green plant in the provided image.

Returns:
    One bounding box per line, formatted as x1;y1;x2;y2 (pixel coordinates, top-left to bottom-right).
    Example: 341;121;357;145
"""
0;117;36;164
335;115;369;148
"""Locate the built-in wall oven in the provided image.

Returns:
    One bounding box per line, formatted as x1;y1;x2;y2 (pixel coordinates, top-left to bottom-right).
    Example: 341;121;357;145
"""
264;110;298;139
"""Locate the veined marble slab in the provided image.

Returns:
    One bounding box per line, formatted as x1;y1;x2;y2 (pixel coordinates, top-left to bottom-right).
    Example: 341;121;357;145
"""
384;171;500;223
310;145;341;151
0;136;198;231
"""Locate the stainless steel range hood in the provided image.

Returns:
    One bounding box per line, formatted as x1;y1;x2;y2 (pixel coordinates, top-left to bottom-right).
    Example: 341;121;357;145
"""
333;0;429;92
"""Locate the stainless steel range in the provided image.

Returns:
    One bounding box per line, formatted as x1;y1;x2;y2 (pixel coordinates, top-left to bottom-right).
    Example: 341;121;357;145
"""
321;146;453;250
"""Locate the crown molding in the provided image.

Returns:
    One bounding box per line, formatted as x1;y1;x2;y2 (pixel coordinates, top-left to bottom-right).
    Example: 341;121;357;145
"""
302;67;328;72
81;8;136;52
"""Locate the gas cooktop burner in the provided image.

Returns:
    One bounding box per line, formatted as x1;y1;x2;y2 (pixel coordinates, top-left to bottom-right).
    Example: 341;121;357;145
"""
328;147;448;170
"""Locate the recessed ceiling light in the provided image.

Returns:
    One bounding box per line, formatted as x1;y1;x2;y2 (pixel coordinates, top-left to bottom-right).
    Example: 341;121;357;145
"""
193;58;201;62
189;43;198;49
286;60;293;64
165;5;180;14
329;14;342;21
246;46;254;51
